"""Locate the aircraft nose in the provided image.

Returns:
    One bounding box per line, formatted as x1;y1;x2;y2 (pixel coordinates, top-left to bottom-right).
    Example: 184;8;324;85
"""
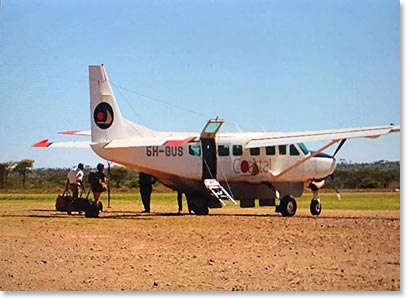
310;151;337;179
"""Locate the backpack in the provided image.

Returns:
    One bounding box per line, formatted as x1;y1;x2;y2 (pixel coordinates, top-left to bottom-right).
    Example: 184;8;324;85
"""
88;171;99;188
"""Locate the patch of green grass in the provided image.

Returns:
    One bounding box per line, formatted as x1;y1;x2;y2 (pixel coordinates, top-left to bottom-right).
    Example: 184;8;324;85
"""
0;191;399;211
297;192;399;211
0;193;57;201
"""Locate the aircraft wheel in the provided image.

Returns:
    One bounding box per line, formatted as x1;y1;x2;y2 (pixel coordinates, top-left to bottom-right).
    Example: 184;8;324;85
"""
310;198;322;216
280;195;297;217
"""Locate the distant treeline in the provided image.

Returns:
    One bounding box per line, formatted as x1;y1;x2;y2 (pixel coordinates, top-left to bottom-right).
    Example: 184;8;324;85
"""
0;160;400;192
0;161;158;193
325;160;400;190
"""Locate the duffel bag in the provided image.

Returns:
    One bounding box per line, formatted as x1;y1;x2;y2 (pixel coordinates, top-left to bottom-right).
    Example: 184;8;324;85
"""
55;191;71;211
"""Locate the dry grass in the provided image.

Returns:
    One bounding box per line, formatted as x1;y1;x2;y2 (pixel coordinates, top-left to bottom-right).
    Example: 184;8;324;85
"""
0;193;400;291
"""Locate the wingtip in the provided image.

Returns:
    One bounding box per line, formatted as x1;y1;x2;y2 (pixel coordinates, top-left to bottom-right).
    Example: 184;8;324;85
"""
33;139;53;147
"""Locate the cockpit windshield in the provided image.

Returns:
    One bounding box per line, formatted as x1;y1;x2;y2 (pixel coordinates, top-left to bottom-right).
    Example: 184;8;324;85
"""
297;143;309;155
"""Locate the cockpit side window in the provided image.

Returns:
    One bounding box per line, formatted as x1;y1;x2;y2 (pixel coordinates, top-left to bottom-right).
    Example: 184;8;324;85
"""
297;143;309;155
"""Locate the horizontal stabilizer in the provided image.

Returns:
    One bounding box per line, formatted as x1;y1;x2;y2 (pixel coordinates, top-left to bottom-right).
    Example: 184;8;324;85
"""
59;130;91;136
33;139;90;148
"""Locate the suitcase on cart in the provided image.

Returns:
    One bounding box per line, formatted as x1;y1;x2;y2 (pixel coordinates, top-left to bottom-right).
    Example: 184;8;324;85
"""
55;190;74;212
56;189;103;218
55;190;84;213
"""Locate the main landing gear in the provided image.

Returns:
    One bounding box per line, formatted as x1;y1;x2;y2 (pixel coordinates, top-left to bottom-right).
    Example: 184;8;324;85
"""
275;194;322;217
276;195;297;217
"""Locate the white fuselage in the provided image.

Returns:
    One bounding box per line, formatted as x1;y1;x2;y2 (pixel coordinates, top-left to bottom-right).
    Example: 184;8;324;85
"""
90;131;337;189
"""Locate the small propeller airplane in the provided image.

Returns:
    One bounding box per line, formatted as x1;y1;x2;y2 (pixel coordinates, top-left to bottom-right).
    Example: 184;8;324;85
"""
34;65;400;217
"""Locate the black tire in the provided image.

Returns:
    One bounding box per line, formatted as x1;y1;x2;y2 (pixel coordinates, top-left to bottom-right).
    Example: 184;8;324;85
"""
310;199;322;216
280;195;297;217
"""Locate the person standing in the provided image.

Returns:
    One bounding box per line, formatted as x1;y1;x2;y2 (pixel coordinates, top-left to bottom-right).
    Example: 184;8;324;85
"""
177;191;183;213
66;163;85;215
139;172;156;213
90;163;109;210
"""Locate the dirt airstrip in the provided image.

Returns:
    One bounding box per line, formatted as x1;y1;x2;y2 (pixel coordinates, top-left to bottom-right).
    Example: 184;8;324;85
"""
0;200;400;291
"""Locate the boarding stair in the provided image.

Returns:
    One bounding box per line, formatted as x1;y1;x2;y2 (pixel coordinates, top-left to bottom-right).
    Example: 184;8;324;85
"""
204;179;237;206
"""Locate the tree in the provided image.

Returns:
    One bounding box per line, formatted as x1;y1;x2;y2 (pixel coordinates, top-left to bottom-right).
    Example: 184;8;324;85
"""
13;159;34;188
109;166;128;188
0;162;15;188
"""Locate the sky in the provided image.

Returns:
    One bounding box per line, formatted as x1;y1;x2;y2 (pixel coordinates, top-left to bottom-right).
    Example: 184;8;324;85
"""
0;0;401;169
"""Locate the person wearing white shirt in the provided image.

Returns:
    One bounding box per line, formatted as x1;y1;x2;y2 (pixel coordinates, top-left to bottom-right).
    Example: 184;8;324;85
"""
66;163;85;215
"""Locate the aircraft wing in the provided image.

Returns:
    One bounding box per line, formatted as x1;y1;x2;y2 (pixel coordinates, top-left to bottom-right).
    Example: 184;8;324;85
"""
245;125;400;148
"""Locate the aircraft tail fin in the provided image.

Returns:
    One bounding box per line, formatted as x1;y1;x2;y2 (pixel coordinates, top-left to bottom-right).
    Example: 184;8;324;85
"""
89;65;155;143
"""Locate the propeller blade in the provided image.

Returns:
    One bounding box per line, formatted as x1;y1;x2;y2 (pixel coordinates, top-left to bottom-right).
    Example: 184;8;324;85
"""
330;173;341;200
333;139;347;158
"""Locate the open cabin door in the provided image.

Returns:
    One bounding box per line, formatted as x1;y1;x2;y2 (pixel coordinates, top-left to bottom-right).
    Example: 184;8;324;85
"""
200;119;224;180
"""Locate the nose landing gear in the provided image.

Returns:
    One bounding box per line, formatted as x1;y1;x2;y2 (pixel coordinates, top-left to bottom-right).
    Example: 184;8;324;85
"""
308;181;323;216
310;198;322;216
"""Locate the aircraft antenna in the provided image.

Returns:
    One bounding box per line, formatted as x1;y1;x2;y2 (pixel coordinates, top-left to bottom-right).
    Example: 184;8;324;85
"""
114;83;148;127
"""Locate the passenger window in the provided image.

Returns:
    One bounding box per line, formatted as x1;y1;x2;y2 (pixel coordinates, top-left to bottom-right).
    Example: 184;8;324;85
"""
278;145;286;155
218;145;230;156
289;144;300;156
189;145;201;156
250;147;260;156
233;145;243;156
266;146;275;155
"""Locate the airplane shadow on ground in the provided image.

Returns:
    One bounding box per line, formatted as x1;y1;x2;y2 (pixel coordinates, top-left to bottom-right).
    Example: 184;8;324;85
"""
0;208;395;222
209;213;399;221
